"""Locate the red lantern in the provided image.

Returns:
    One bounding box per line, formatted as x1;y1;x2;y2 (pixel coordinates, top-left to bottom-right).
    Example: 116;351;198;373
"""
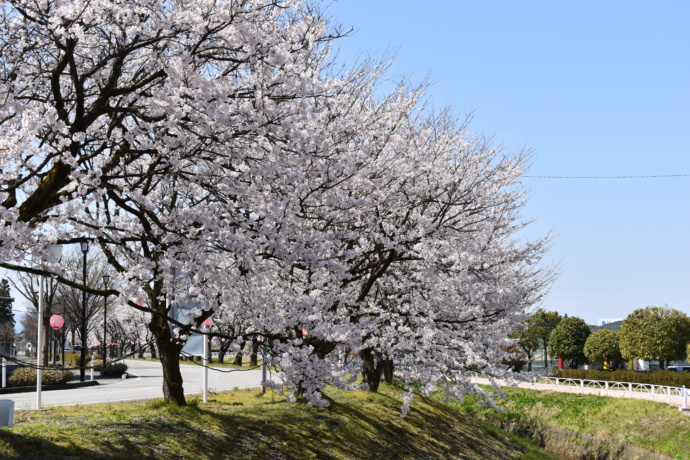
50;314;64;330
203;316;212;327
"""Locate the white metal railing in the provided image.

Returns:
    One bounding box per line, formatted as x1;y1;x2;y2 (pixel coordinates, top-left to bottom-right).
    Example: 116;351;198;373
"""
533;376;689;408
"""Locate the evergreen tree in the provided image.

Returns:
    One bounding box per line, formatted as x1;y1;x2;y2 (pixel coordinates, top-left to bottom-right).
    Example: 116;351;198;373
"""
0;279;14;326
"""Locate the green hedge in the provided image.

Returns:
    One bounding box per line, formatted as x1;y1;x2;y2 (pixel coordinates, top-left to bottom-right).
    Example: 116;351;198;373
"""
552;369;690;387
8;367;75;387
62;353;103;368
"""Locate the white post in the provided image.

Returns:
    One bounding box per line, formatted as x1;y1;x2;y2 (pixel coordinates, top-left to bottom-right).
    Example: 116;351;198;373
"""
202;327;208;403
1;357;5;388
90;354;94;381
36;276;44;409
580;379;584;394
668;386;671;404
629;382;632;397
652;384;655;402
683;386;688;409
556;378;559;389
605;380;609;396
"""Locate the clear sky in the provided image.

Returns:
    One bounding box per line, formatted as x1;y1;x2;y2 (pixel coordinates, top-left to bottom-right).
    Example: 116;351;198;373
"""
4;1;689;328
327;0;690;324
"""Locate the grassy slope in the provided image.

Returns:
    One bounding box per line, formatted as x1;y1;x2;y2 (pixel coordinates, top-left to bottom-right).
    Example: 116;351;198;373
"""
445;387;690;459
0;384;554;460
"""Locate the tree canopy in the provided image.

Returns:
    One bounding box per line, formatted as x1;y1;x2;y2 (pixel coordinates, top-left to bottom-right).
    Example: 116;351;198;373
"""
529;309;562;366
548;316;590;369
619;306;690;369
0;279;13;326
583;329;622;366
511;317;541;371
0;0;550;406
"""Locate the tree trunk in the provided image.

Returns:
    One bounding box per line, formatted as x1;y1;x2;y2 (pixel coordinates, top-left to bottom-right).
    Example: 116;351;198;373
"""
157;339;186;405
543;344;548;368
361;349;383;392
233;352;243;366
659;359;665;370
150;345;157;359
381;359;394;384
217;352;225;364
250;340;259;366
148;293;186;406
527;352;533;372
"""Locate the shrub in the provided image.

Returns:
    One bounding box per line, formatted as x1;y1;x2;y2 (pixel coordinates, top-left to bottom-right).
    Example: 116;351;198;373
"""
63;353;104;369
99;363;128;376
552;368;690;387
8;367;75;387
500;345;527;372
63;353;82;367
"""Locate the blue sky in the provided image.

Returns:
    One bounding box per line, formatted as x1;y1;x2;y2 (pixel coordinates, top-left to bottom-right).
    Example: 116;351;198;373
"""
327;0;690;324
4;1;688;327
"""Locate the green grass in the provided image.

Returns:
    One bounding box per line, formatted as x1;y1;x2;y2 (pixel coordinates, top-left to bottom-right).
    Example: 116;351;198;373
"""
443;386;690;459
0;384;556;459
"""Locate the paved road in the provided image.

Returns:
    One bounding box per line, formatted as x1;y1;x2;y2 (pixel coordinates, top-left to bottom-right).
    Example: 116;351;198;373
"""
3;360;264;410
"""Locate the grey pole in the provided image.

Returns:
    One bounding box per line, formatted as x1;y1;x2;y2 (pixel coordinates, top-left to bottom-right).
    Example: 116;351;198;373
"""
36;275;44;408
79;242;89;382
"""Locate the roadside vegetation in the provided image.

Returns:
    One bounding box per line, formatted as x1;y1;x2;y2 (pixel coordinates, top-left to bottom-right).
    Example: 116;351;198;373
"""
1;384;555;459
553;368;690;387
445;386;690;459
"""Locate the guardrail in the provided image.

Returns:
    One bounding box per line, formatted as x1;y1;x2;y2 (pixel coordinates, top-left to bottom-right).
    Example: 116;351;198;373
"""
533;376;689;409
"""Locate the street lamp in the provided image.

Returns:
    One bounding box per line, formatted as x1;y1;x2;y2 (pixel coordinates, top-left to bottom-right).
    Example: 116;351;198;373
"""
36;244;62;409
79;241;89;382
102;274;110;367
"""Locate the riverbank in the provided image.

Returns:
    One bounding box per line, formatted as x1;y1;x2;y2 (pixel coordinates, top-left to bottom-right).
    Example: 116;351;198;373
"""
444;386;690;459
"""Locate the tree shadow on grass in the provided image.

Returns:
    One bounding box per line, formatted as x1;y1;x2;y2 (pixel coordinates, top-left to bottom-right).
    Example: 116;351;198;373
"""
200;387;530;459
0;428;153;460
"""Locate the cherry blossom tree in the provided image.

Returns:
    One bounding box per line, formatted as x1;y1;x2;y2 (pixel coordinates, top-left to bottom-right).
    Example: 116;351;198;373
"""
0;0;550;408
0;0;351;404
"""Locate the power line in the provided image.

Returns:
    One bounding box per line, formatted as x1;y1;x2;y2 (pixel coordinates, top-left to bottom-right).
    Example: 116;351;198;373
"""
524;174;690;179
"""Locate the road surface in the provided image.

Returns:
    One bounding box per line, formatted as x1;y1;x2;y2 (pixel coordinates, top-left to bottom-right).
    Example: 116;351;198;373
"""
2;360;264;410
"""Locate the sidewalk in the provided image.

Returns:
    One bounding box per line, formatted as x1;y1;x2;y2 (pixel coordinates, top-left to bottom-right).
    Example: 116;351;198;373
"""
472;376;689;410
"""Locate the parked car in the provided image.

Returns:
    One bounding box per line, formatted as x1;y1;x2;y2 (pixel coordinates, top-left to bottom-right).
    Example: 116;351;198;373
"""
666;365;690;372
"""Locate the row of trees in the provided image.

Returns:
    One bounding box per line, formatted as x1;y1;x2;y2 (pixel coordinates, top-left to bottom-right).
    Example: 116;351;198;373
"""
516;306;690;370
0;0;551;406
